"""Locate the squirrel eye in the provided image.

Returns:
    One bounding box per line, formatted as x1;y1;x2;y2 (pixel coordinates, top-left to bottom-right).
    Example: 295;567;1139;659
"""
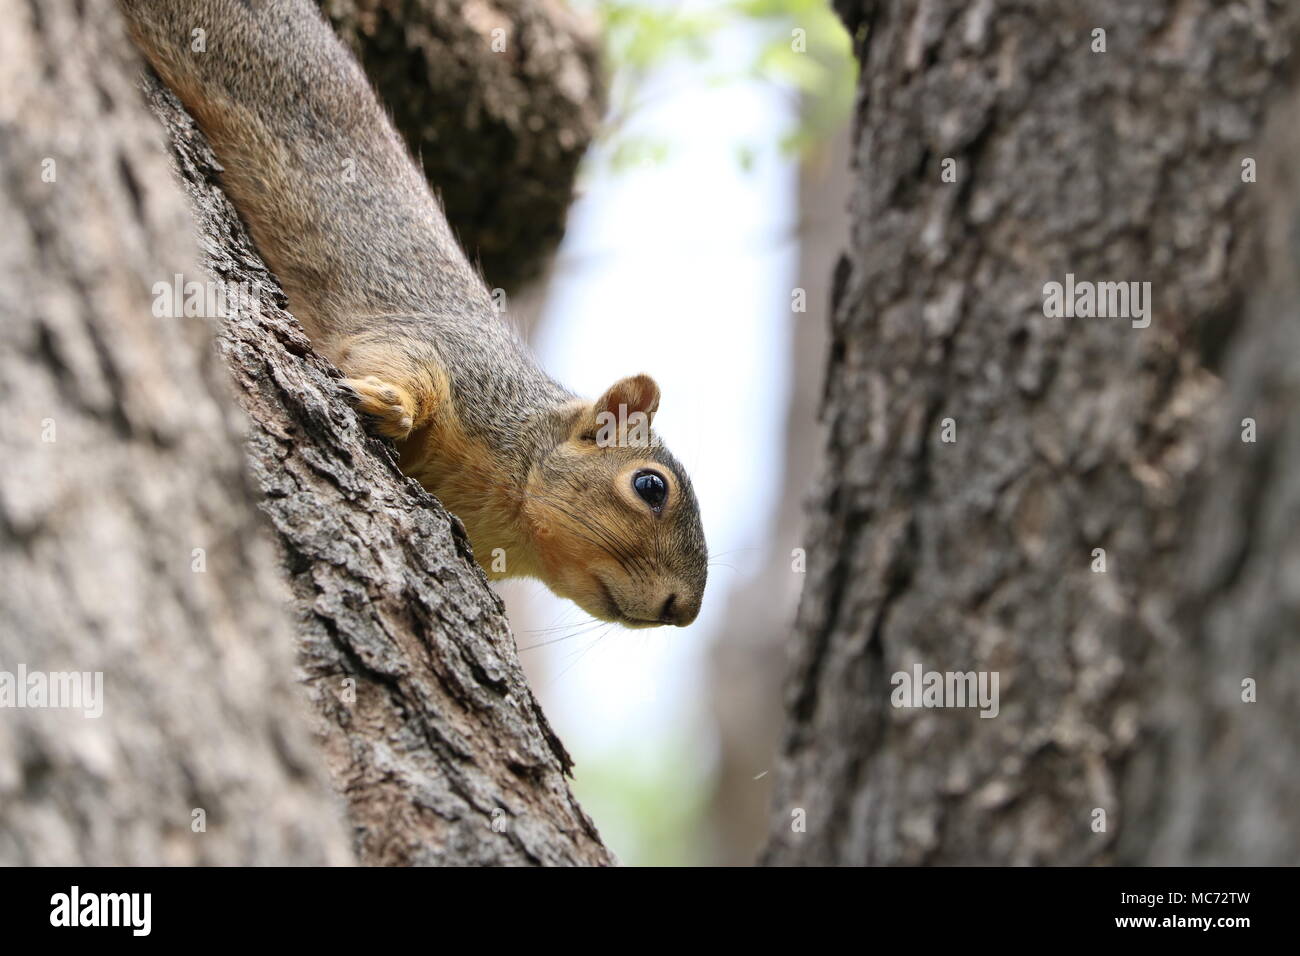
632;471;668;512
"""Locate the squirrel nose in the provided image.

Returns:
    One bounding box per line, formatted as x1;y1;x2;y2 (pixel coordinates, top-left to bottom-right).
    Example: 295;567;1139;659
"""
659;593;699;627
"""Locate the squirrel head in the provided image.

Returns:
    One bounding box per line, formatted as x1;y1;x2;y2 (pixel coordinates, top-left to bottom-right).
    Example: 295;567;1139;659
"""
523;374;707;628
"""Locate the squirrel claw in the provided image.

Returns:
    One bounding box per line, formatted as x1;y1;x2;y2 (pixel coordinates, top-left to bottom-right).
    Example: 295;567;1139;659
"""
341;375;416;440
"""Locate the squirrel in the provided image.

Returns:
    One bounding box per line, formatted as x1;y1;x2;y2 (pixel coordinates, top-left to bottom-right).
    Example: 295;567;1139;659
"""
120;0;706;627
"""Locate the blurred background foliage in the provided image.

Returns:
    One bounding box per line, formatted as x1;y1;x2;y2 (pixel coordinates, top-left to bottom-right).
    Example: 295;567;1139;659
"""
570;733;713;866
589;0;855;170
512;0;854;866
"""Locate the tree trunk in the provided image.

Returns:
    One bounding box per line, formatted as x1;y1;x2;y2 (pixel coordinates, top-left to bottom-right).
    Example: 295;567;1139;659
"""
765;0;1300;865
2;0;611;866
321;0;605;294
0;0;351;865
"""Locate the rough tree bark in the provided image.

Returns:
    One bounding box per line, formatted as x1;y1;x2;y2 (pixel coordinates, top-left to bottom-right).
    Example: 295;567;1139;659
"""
0;0;351;865
2;0;611;865
1137;82;1300;865
321;0;605;293
765;0;1300;865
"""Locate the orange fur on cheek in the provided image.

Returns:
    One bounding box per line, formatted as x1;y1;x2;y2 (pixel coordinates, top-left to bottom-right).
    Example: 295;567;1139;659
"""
527;501;621;610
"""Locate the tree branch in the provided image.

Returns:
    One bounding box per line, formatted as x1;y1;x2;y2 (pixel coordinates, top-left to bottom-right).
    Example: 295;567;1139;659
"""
321;0;606;293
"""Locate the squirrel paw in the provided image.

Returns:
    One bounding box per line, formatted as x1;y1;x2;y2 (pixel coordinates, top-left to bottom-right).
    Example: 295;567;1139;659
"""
340;375;416;440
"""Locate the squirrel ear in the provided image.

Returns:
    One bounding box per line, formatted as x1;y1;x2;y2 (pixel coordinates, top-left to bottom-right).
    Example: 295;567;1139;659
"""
594;374;660;424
